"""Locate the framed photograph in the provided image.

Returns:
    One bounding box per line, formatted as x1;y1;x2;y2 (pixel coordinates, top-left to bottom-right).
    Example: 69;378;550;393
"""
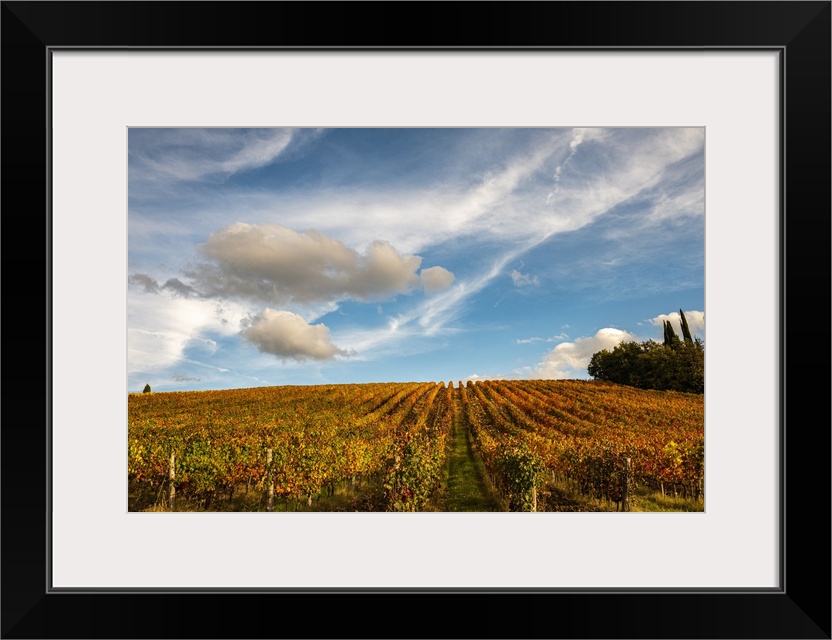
3;2;829;638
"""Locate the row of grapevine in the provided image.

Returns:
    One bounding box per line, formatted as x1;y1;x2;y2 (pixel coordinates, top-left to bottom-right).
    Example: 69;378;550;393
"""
460;380;548;510
461;379;703;508
129;379;704;511
383;382;453;511
128;382;453;511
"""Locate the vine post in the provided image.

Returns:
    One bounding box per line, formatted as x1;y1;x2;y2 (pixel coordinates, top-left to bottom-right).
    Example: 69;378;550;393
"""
621;457;631;512
265;448;274;512
168;451;176;511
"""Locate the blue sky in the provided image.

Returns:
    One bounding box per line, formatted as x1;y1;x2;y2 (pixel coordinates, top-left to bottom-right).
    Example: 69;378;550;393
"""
128;127;705;392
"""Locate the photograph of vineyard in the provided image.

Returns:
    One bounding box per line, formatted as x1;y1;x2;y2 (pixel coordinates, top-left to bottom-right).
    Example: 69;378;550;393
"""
128;127;705;512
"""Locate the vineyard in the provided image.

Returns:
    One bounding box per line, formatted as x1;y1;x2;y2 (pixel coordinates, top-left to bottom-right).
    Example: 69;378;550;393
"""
128;379;704;512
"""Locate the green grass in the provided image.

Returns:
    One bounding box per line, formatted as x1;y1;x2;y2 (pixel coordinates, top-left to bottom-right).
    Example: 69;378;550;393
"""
443;427;506;511
628;485;704;512
437;390;506;512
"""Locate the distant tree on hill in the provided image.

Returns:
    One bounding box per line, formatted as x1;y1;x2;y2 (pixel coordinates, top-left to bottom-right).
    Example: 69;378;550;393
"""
588;310;703;393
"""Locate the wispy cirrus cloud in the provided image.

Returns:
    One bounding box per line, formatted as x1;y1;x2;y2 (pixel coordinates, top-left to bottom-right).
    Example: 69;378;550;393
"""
128;220;458;365
515;333;568;345
547;127;597;201
129;127;317;184
127;128;705;389
130;128;703;264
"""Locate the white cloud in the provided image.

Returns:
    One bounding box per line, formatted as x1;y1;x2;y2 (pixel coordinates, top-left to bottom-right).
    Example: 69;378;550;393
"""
128;273;159;293
647;186;705;224
515;333;567;344
127;129;705;384
650;309;705;338
128;327;190;374
352;242;535;350
133;129;704;270
547;127;597;200
187;222;453;305
532;327;639;379
419;266;455;293
542;128;705;237
135;128;705;257
127;289;249;375
327;273;490;361
158;134;563;257
240;309;348;361
130;128;299;183
463;373;507;383
530;309;704;381
510;269;539;287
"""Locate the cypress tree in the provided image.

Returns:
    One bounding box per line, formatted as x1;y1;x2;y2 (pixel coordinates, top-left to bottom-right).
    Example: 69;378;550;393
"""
663;320;680;348
679;309;693;343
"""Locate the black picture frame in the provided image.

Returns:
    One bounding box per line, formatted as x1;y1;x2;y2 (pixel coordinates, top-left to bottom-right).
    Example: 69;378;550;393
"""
2;2;829;638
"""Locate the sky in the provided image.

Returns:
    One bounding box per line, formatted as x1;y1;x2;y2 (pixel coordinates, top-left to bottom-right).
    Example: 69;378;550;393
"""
128;127;705;392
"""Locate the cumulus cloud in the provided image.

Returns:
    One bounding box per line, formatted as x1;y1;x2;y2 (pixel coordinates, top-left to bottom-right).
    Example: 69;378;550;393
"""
419;266;455;293
533;328;639;379
510;269;540;287
162;277;199;297
186;222;452;305
127;129;705;385
464;373;507;383
240;309;348;361
129;274;198;297
129;273;159;293
400;245;533;339
649;310;705;338
530;310;703;380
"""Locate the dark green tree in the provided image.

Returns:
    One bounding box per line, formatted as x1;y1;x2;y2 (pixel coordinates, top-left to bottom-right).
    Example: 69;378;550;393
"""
679;308;694;343
676;337;705;393
588;313;704;394
638;339;676;389
663;320;681;349
588;341;649;388
143;384;151;393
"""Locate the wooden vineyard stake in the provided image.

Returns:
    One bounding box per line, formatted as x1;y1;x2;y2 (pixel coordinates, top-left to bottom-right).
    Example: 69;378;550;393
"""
621;457;631;512
266;448;274;512
168;451;175;511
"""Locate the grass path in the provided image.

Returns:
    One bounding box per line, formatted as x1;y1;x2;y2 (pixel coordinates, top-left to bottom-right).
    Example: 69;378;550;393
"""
441;387;505;512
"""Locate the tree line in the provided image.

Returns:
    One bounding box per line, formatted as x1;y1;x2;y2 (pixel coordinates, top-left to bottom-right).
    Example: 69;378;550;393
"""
587;309;704;394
